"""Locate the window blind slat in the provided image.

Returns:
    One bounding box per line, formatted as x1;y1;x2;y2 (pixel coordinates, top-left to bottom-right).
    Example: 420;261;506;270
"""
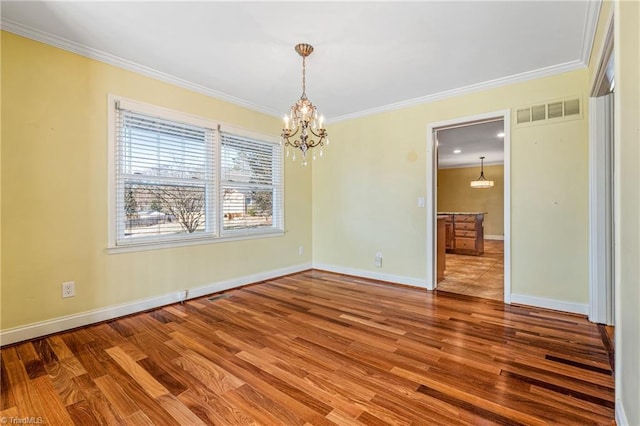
220;132;283;234
115;106;215;244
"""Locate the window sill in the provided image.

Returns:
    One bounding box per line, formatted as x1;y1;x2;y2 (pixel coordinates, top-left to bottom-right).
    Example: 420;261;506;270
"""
107;230;285;254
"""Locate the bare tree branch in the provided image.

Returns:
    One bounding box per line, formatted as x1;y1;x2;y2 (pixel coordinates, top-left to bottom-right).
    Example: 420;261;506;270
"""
146;185;205;233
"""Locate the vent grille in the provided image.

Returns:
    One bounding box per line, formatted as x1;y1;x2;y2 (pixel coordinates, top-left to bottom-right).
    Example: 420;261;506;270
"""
516;108;531;124
564;99;580;116
548;101;563;119
531;104;546;121
515;97;581;125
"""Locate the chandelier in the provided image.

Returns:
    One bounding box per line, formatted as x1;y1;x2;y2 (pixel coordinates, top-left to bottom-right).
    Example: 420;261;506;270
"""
470;156;494;188
281;43;329;166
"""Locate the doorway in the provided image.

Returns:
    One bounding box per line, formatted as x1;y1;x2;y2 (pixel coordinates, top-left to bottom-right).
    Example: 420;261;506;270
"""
426;110;511;304
437;120;504;300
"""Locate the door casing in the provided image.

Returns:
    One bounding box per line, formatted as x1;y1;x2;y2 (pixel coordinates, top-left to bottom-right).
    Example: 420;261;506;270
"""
426;109;511;305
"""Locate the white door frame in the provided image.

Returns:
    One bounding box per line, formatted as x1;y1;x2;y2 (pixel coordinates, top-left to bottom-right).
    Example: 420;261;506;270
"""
588;95;615;325
426;109;511;304
588;9;615;325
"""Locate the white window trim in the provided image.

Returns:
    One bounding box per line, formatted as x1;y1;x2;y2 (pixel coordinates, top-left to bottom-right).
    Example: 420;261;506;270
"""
107;95;284;254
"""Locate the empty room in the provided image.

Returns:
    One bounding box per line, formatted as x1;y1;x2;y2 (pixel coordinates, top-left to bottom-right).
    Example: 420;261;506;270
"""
1;1;639;425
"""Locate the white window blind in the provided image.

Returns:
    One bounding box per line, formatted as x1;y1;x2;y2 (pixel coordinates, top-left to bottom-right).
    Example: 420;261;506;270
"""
115;103;215;245
109;96;284;251
220;132;283;235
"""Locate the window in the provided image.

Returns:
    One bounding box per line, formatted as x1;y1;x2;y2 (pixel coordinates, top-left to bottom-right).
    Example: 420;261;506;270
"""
109;96;283;251
220;132;283;235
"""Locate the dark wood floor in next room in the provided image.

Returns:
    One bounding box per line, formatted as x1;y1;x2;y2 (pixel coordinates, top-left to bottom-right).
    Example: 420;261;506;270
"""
0;270;615;425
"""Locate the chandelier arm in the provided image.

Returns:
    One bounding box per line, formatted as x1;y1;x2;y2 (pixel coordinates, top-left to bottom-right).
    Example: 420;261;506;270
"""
305;139;324;149
283;138;302;148
282;126;301;139
306;132;327;147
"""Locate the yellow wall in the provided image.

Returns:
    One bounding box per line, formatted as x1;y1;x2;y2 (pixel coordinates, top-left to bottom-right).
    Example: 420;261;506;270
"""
313;69;589;304
615;1;640;423
437;165;504;236
1;32;312;330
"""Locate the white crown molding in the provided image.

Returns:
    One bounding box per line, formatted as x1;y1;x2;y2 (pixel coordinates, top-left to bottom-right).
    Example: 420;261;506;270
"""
510;293;588;316
580;0;603;67
0;18;282;119
0;263;312;346
329;60;585;124
313;262;428;289
3;3;601;126
330;1;601;125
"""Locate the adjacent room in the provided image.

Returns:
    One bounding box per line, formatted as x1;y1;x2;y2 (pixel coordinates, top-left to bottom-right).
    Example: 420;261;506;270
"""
435;120;505;301
1;1;639;425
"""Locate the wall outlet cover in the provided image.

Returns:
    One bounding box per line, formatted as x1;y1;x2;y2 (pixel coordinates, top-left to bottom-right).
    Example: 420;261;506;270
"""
62;281;75;298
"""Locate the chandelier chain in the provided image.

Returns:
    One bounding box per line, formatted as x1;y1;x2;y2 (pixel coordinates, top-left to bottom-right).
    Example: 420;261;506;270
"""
301;56;307;97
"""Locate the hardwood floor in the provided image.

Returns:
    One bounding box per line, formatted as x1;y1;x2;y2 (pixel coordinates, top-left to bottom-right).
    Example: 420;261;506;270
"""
438;240;504;301
1;270;615;425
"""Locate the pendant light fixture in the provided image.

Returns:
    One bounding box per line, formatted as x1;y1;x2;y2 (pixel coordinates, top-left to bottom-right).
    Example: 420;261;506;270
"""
470;156;494;189
281;43;329;166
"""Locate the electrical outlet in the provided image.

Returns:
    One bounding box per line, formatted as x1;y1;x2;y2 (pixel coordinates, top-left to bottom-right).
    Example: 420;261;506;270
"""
298;245;304;255
375;252;383;268
62;281;75;298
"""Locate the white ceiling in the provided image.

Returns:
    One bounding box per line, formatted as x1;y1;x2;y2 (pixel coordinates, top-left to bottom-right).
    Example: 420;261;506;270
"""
2;1;599;124
437;120;504;169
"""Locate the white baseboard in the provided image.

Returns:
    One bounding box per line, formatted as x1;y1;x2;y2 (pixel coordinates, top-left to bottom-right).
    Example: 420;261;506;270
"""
510;293;588;315
312;262;427;289
616;399;629;426
0;263;312;346
485;235;505;240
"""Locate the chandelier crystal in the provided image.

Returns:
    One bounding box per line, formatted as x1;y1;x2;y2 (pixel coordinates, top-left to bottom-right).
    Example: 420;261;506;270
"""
470;156;494;189
281;43;329;166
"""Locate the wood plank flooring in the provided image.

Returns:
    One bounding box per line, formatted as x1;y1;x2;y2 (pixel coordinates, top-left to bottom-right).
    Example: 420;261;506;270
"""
0;270;615;425
438;240;504;301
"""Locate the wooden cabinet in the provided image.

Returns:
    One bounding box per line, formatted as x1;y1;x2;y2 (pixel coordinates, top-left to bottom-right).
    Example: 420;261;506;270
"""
443;215;454;250
442;213;485;256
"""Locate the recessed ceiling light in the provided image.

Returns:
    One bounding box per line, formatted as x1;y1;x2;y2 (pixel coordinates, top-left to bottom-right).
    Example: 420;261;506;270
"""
497;132;505;137
453;149;462;154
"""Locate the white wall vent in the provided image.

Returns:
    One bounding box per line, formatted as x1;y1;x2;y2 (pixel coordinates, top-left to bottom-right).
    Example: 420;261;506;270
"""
515;96;582;126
